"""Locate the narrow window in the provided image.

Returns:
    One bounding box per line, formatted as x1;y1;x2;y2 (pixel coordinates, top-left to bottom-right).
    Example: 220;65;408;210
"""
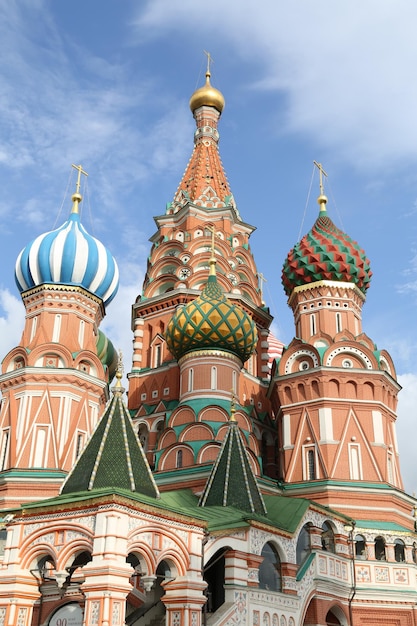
52;314;61;343
306;448;316;480
154;344;162;368
211;366;217;390
232;370;237;394
310;314;316;336
188;368;194;392
75;433;84;458
176;450;183;469
336;312;342;333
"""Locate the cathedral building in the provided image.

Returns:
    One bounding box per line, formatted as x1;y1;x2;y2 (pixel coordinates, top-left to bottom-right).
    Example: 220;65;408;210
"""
0;65;415;626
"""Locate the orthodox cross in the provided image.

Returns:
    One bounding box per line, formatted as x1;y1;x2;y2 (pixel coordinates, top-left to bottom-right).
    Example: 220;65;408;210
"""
72;163;88;194
258;272;267;305
203;50;213;74
313;160;327;195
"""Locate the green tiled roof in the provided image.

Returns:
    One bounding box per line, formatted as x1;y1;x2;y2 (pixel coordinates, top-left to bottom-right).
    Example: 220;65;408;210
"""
199;420;267;515
61;376;159;499
20;486;312;536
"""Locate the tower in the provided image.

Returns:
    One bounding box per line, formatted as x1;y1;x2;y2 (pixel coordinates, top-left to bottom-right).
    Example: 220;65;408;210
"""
128;65;279;486
271;168;412;528
0;166;119;508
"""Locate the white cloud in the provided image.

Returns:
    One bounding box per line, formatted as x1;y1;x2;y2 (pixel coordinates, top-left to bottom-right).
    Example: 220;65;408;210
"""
134;0;417;171
397;373;417;495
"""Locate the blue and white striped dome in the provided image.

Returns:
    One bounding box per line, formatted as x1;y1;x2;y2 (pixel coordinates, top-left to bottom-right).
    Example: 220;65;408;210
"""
15;194;119;307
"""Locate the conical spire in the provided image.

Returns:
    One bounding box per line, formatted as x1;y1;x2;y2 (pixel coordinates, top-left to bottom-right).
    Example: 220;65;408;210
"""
170;55;234;214
199;399;267;515
61;362;159;498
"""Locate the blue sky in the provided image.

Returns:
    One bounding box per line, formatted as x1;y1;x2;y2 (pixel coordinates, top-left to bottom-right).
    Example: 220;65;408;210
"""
1;0;417;497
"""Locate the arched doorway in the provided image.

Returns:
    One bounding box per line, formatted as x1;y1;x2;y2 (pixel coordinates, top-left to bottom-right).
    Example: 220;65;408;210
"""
204;547;229;614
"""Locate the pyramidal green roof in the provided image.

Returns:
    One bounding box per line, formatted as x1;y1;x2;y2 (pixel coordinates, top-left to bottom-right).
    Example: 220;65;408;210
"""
61;374;159;499
199;417;267;515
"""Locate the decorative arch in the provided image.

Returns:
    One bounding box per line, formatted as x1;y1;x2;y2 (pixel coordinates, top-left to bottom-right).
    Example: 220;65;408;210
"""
159;444;194;470
325;345;374;369
197;442;221;464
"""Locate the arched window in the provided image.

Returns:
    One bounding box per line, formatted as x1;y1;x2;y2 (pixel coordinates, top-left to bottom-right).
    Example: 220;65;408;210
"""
188;368;194;392
296;524;311;565
321;521;335;553
176;450;183;469
138;424;149;452
355;534;366;559
395;539;405;562
375;536;386;561
259;542;281;592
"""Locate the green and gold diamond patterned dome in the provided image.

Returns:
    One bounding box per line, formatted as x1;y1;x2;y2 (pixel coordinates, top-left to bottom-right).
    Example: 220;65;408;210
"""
282;195;372;297
165;267;257;363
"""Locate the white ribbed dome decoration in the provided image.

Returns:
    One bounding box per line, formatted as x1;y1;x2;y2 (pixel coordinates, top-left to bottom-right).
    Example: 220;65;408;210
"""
15;187;119;308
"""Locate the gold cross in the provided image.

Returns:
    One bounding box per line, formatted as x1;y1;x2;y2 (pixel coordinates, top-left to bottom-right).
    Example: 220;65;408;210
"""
258;272;267;304
72;163;88;194
203;50;213;75
313;160;327;195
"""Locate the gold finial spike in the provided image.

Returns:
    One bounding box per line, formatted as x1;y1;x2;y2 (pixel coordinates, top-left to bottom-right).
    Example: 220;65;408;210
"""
71;164;88;214
208;225;217;276
313;160;328;211
230;391;237;422
258;272;267;306
113;351;125;394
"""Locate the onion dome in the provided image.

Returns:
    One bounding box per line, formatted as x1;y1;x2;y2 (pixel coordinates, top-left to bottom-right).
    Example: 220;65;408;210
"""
189;69;225;114
96;330;118;382
282;194;372;296
15;176;119;307
165;256;257;363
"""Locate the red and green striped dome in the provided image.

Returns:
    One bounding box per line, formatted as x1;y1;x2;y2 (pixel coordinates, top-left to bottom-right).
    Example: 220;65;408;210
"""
282;205;372;296
165;274;257;363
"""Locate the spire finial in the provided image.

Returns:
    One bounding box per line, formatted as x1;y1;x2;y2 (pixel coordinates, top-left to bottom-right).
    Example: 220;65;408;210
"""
230;391;237;422
313;160;328;212
112;351;125;395
71;164;88;214
208;225;217;276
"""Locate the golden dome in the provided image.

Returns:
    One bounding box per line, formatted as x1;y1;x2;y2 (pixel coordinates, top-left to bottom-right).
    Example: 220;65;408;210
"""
189;71;225;114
